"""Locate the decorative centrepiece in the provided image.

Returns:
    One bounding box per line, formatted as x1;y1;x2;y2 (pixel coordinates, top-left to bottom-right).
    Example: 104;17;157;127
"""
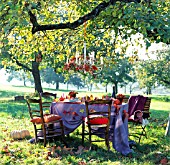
68;91;78;100
116;94;125;104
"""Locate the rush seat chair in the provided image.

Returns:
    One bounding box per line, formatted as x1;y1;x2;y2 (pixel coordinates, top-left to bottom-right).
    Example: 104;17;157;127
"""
82;99;112;150
26;97;66;147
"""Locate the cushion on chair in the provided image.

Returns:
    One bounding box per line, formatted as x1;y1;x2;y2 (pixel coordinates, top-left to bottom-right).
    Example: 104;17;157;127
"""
44;114;61;123
88;117;109;125
30;114;61;124
30;117;42;124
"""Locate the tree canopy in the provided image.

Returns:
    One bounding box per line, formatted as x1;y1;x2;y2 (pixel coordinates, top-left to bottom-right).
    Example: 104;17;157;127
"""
1;0;170;91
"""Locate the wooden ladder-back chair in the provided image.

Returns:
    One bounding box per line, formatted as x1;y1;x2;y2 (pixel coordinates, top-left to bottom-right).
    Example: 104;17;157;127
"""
39;92;57;115
128;96;151;143
26;98;66;147
39;92;57;112
82;100;112;150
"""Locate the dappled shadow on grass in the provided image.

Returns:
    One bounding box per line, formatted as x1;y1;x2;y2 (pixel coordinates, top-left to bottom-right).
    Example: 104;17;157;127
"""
36;135;122;164
150;109;169;120
34;134;168;165
0;90;26;99
0;100;29;118
132;143;169;165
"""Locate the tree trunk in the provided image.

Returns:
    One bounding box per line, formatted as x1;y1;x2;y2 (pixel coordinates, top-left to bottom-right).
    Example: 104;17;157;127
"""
130;84;132;94
146;87;152;95
124;85;126;94
115;82;118;94
105;84;108;93
32;61;43;93
112;85;116;98
55;81;59;89
23;76;26;86
91;84;93;91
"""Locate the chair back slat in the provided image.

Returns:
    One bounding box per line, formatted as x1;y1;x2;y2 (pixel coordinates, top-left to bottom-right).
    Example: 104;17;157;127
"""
39;92;57;113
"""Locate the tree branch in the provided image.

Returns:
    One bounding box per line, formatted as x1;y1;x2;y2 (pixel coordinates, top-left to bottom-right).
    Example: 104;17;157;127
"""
14;57;32;72
28;0;141;34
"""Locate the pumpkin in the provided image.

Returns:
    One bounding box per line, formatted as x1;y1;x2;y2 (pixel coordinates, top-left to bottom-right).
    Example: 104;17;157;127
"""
10;130;30;140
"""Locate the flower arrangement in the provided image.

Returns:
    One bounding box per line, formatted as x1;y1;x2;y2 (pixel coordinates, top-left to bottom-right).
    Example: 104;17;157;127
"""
116;94;125;99
116;94;125;104
68;91;78;99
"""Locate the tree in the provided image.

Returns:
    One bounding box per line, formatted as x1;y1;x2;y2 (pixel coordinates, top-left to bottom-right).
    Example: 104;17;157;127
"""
1;0;170;92
67;74;85;90
151;46;170;87
7;70;34;86
99;55;134;94
135;44;170;93
41;67;64;90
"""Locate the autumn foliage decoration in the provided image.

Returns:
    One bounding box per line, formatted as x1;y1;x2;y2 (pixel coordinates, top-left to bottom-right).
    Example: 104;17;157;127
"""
116;94;125;104
113;94;125;114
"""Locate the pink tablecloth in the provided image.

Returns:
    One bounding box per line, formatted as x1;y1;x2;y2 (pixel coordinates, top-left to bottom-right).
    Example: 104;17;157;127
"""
50;102;132;155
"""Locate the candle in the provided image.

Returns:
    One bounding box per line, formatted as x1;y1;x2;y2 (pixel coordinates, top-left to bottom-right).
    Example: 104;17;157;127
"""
100;56;103;65
76;52;78;64
92;52;95;64
84;42;86;64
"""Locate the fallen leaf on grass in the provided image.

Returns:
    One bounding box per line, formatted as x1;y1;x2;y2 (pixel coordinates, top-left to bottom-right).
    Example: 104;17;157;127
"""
75;145;84;155
2;146;9;153
56;146;62;151
160;158;168;165
63;146;74;155
78;160;86;165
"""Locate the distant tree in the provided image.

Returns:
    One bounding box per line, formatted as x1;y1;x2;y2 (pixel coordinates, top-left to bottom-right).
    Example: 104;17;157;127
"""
98;55;134;94
152;47;170;87
7;70;34;86
41;67;64;90
67;74;85;90
135;45;170;94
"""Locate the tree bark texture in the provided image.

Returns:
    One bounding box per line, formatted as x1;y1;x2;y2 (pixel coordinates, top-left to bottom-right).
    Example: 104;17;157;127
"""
32;61;43;93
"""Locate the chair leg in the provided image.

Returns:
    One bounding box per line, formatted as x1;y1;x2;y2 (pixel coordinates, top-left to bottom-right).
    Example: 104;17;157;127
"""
89;127;92;149
105;134;110;151
82;121;85;145
138;126;147;143
34;125;38;144
60;120;68;147
42;124;47;147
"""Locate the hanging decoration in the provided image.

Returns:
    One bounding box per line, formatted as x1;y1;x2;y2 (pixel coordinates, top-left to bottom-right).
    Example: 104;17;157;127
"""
63;21;103;76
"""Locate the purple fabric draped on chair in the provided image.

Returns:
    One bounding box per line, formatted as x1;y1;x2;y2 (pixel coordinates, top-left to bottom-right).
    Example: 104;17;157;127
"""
128;95;148;118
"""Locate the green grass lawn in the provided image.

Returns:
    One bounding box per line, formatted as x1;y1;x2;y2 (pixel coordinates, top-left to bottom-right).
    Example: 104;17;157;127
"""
0;86;170;165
